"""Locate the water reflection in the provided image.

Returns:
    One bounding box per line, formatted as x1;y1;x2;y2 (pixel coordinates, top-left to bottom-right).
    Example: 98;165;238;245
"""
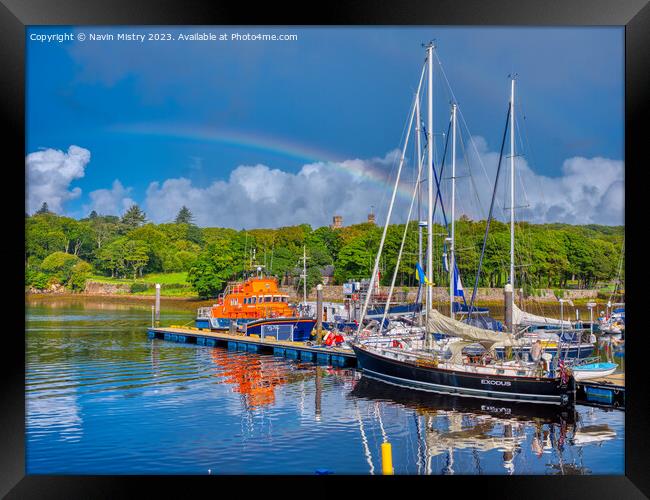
348;376;617;475
209;349;289;408
26;302;623;475
27;382;83;443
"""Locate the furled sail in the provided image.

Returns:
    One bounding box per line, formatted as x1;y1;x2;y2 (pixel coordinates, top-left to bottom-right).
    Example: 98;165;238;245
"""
512;302;572;327
426;309;520;346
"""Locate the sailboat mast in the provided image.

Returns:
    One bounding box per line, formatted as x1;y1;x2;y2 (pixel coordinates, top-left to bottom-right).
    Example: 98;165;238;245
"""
449;103;457;320
509;76;516;289
355;64;425;335
426;43;434;330
302;245;307;305
416;94;423;270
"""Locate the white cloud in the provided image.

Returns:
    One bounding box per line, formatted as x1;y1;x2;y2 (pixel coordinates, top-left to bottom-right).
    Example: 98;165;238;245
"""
83;180;136;216
144;152;402;228
26;145;90;214
30;143;622;228
142;143;623;229
459;137;624;225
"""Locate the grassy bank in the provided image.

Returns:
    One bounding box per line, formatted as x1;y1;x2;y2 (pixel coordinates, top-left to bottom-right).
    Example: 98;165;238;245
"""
86;272;197;297
88;272;189;285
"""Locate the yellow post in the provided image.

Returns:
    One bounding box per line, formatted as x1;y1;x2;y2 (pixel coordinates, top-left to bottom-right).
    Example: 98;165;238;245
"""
381;442;394;475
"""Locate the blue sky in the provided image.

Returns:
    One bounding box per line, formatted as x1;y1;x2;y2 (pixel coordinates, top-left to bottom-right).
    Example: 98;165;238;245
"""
26;26;624;228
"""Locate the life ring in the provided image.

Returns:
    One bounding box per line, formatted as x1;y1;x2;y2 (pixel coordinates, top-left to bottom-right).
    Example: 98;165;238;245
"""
392;340;403;348
352;294;359;301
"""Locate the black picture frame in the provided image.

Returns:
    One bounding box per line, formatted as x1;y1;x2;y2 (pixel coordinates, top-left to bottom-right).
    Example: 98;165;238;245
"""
4;0;649;497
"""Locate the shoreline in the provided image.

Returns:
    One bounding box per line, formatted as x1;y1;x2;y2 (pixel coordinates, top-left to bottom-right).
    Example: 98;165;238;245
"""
25;292;214;311
25;290;619;311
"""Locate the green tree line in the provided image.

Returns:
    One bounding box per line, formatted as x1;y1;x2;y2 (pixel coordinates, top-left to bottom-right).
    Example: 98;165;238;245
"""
25;203;624;299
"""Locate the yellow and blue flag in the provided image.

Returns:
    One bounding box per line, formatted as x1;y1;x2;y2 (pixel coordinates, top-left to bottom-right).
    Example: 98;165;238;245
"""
415;262;431;286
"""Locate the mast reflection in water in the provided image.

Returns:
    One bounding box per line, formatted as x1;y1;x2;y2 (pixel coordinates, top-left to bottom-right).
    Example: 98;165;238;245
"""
26;301;624;475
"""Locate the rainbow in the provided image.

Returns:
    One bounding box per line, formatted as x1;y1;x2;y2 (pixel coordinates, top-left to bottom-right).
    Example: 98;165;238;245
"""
110;122;419;200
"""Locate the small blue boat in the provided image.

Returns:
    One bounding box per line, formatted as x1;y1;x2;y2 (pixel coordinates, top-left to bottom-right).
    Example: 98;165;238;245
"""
572;362;618;381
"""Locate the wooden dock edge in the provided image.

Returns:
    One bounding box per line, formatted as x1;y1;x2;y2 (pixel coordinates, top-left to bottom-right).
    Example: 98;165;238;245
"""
146;326;356;367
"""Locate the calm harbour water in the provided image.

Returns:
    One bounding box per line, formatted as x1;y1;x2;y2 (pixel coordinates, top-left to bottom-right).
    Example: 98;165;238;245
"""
26;298;624;475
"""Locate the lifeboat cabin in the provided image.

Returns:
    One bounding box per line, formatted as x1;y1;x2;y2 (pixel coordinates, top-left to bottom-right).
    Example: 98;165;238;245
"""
196;276;316;341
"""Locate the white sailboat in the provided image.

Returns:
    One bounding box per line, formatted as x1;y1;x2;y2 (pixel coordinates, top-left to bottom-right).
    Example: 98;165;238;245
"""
352;42;576;406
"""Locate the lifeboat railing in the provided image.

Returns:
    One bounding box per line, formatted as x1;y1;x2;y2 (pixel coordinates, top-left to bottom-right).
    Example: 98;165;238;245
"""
197;307;212;319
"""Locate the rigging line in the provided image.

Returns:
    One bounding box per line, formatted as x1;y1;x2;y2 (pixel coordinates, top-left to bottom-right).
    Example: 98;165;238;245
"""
514;108;531;209
457;125;487;220
376;64;424;228
432;116;453;230
468;102;511;315
431;48;504;217
381;130;425;330
516;88;544;210
375;401;389;443
377;102;412;227
608;236;625;304
354;401;375;475
356;62;426;337
414;413;424;475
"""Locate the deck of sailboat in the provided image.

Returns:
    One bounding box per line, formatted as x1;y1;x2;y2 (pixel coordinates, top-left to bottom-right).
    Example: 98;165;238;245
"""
363;344;542;378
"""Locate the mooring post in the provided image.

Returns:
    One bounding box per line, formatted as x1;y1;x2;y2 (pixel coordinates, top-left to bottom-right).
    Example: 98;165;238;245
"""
316;284;323;343
587;302;596;337
155;284;161;326
315;366;322;421
151;305;154;328
504;283;513;333
381;442;394;475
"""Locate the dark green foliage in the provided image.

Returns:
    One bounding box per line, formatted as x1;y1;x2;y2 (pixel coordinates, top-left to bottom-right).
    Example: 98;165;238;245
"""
130;282;151;293
121;204;147;229
36;202;51;215
187;241;238;299
175;206;194;225
32;251;91;291
69;261;92;290
26;268;50;289
25;210;624;295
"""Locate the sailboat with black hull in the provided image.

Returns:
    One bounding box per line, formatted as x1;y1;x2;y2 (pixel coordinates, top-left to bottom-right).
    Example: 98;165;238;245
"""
351;43;576;406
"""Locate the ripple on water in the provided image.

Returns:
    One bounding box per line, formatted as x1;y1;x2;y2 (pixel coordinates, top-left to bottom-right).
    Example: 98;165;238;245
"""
25;304;625;475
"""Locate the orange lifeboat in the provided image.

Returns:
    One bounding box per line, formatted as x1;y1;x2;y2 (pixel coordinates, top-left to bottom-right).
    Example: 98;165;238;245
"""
210;276;295;321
